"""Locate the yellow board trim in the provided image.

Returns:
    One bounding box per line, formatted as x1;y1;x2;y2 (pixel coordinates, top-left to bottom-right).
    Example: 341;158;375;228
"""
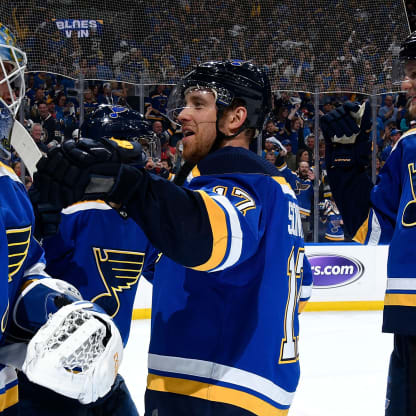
0;384;18;412
384;293;416;307
191;190;228;272
304;301;384;312
353;213;370;244
147;374;289;416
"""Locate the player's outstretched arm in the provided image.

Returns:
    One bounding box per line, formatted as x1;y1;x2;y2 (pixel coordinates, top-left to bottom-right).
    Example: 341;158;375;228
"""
320;101;373;237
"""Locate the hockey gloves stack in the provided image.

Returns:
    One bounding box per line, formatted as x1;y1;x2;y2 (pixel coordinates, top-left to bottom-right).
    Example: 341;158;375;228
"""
30;137;146;238
320;101;372;170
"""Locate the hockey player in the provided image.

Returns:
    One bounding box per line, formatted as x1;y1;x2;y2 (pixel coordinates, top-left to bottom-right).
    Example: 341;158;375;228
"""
19;105;155;416
320;31;416;415
0;24;123;414
31;60;312;415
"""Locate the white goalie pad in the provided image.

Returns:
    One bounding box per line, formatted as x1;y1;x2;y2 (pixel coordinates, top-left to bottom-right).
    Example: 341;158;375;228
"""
22;301;123;404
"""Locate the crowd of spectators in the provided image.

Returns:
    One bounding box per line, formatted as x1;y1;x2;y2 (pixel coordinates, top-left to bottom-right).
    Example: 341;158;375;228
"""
1;0;415;242
0;0;408;95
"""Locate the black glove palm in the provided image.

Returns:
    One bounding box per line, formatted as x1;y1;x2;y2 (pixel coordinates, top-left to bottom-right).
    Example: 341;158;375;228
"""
30;138;145;238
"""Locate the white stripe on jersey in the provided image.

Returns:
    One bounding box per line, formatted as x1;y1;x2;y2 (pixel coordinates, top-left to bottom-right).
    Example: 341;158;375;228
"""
148;353;295;406
209;194;242;273
62;201;112;215
387;278;416;291
23;261;49;278
300;284;313;300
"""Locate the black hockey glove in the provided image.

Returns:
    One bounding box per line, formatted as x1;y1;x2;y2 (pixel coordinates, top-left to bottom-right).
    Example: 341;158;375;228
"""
30;138;146;237
320;101;372;169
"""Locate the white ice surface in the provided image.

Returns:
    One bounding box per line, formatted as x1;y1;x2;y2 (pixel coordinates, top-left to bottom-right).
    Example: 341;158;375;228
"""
120;311;393;415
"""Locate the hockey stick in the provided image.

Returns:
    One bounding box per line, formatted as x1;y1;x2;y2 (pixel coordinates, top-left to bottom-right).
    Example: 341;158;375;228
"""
10;119;42;178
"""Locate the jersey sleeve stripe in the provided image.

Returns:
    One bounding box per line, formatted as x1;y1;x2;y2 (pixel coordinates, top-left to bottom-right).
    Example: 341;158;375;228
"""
191;191;228;272
384;293;416;307
272;177;296;198
148;353;295;406
209;195;243;273
147;374;289;415
353;213;370;244
387;278;416;291
353;209;382;245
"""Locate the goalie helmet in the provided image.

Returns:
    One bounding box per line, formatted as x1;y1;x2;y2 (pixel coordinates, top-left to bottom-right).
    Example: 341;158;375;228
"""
80;104;160;161
0;24;27;116
167;60;272;138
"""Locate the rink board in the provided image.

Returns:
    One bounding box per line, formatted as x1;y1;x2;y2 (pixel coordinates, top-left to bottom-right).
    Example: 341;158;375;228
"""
132;243;388;319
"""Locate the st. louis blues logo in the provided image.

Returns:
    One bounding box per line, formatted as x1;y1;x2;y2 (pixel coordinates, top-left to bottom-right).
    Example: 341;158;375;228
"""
294;180;311;195
7;226;31;282
109;106;128;119
91;248;145;317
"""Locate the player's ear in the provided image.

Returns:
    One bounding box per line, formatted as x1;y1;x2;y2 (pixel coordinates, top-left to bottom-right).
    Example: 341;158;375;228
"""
226;105;247;134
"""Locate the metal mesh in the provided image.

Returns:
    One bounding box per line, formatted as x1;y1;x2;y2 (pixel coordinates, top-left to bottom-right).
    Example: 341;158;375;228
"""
45;309;106;372
0;0;410;94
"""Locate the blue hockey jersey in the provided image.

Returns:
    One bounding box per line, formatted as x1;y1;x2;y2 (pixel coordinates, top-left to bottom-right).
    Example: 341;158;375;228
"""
277;163;314;218
0;162;49;414
42;200;154;345
125;147;311;415
351;128;416;334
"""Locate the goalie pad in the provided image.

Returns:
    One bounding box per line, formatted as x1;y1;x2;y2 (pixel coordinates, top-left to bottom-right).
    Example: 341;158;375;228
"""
22;301;123;404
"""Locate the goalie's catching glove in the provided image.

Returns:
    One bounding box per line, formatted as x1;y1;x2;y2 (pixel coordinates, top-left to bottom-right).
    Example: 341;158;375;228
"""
320;101;372;169
22;301;123;405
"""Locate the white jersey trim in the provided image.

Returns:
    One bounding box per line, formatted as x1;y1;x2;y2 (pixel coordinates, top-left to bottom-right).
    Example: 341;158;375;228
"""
300;284;312;299
209;194;242;273
23;261;49;278
387;278;416;291
62;201;112;215
148;353;295;406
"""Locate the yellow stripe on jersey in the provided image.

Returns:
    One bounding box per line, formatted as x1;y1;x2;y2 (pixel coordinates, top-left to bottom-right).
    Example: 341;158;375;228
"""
191;191;228;272
147;374;289;416
384;293;416;307
191;166;201;178
298;301;308;314
353;213;370;244
325;235;344;241
0;384;18;412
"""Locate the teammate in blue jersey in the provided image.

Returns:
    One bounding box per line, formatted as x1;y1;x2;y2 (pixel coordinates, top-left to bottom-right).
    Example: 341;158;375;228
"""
19;105;155;416
320;31;416;416
0;24;124;415
31;60;312;416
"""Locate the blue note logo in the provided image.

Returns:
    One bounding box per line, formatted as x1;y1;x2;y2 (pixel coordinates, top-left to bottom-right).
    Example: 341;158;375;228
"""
92;248;145;317
109;106;127;118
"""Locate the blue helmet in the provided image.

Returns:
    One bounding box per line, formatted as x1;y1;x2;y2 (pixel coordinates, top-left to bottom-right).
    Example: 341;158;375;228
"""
0;24;27;116
80;104;160;161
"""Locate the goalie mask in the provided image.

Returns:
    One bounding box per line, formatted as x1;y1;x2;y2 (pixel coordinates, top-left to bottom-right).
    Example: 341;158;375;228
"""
0;24;26;158
80;104;160;162
0;24;26;116
167;60;272;140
